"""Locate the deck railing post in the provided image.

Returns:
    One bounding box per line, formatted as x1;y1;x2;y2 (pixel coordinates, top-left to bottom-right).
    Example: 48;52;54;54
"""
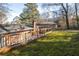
2;36;6;47
0;35;3;48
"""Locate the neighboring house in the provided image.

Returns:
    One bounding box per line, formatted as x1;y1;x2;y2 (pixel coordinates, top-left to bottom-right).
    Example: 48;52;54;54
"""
4;24;33;32
54;16;78;29
36;21;57;29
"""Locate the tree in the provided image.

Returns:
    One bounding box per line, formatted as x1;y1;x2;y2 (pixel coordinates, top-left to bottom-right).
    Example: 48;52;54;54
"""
0;3;10;32
20;3;39;25
75;3;79;27
42;3;70;29
11;16;21;24
60;3;70;29
0;3;9;24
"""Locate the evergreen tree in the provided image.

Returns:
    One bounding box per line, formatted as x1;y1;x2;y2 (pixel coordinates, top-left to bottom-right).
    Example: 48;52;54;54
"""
20;3;39;24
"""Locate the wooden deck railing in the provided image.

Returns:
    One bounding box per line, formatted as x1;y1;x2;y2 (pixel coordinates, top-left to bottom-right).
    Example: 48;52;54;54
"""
0;29;45;48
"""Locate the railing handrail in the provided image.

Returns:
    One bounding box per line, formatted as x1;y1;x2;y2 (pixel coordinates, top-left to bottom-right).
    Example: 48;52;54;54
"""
1;28;33;35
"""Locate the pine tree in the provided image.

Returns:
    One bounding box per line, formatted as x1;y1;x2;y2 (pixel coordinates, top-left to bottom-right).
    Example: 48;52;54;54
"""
20;3;39;24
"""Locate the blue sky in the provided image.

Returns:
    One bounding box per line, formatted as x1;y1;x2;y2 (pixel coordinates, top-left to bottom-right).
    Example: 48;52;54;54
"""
8;3;25;22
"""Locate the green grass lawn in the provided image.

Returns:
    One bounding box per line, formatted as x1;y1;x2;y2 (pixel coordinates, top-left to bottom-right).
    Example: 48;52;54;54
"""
3;31;79;56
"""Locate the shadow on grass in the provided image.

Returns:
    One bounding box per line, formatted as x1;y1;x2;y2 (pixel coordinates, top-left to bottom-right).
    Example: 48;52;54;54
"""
71;33;79;42
3;41;79;56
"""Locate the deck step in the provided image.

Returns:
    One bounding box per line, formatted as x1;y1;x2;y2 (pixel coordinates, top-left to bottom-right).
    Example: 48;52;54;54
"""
0;47;11;53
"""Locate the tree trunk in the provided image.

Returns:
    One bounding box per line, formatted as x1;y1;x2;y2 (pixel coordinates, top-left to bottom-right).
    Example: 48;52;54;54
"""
61;3;70;29
65;12;69;29
75;3;79;27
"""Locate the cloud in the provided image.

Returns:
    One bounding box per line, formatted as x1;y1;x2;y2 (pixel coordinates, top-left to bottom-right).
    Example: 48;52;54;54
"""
7;12;20;22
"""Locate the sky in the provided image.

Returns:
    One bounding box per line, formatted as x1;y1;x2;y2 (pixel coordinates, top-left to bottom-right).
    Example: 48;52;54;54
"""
7;3;59;22
7;3;25;22
7;3;44;22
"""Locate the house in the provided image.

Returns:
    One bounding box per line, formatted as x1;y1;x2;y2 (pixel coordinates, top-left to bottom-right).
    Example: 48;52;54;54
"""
33;21;57;34
36;21;57;29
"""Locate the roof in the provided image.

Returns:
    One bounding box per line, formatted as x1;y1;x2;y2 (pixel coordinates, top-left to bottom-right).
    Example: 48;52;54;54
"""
37;21;56;25
0;24;33;34
0;28;7;34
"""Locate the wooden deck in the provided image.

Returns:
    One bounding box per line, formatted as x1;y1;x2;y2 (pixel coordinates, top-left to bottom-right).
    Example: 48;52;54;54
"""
0;29;45;53
0;22;53;53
